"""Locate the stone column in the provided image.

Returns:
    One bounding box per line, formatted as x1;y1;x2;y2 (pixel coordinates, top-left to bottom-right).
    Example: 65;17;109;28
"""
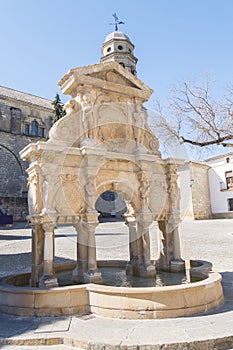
137;219;156;277
168;212;185;272
72;212;102;284
72;221;88;283
87;222;98;271
83;211;102;284
30;222;44;287
157;220;171;271
156;219;184;272
170;226;185;272
156;161;184;272
136;221;144;266
173;226;181;260
126;218;140;275
39;222;58;288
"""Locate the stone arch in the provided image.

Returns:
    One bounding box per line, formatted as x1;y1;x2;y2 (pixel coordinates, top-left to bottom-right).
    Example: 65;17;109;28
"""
96;181;139;214
0;144;23;175
0;144;24;197
95;158;147;215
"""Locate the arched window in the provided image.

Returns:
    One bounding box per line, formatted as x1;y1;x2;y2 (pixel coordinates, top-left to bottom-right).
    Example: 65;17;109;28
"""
38;127;45;138
24;124;30;135
31;120;38;136
10;107;21;134
119;62;125;68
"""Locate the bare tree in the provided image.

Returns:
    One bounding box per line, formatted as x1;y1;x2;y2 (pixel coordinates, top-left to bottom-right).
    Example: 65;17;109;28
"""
153;80;233;148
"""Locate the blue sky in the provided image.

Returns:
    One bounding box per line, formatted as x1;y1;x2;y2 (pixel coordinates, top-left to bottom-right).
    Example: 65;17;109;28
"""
1;0;233;107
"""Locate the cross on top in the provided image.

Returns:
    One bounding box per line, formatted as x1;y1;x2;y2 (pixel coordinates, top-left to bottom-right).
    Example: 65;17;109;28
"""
110;13;125;31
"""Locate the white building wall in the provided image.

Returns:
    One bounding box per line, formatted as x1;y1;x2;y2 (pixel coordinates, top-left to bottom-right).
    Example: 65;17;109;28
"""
207;155;233;214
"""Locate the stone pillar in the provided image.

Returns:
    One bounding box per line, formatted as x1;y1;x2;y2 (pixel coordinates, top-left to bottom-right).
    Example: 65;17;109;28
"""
168;211;185;272
173;226;181;260
158;161;185;272
39;222;58;288
73;211;102;284
72;221;88;283
156;219;184;272
157;220;171;271
137;219;156;277
30;222;44;287
87;222;98;271
84;213;102;284
126;218;140;275
170;227;185;272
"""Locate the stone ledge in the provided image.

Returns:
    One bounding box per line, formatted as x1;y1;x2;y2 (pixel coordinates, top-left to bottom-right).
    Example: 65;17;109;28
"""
1;332;233;350
0;260;224;320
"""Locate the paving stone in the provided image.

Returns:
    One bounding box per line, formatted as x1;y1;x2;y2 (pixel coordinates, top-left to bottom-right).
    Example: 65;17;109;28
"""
34;317;71;334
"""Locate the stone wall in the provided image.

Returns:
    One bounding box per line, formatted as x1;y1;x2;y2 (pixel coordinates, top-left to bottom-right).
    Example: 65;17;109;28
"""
0;131;35;220
191;162;212;220
176;161;194;220
0;89;54;221
212;212;233;219
0;197;28;221
0;131;29;196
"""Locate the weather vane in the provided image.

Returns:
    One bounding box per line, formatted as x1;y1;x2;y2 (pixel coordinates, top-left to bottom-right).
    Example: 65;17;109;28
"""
110;13;125;31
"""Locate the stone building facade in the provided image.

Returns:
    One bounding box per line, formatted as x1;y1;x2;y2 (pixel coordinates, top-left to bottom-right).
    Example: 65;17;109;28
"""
0;86;53;221
189;162;212;219
173;160;212;220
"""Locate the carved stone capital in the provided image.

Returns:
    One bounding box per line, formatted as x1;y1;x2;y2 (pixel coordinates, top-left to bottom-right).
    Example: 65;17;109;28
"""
85;210;99;226
42;222;55;233
27;214;42;226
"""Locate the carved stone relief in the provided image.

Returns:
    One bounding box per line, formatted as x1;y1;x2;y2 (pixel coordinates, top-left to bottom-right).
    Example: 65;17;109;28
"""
27;172;39;215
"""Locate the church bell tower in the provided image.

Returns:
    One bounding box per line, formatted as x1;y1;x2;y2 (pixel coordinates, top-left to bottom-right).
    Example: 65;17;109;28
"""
100;14;138;76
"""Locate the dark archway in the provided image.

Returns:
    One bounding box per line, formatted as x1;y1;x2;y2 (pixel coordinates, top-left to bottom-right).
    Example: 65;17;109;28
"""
95;191;127;222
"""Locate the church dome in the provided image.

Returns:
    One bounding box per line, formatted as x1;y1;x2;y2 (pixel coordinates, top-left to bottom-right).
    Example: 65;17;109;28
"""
104;31;131;43
101;30;138;76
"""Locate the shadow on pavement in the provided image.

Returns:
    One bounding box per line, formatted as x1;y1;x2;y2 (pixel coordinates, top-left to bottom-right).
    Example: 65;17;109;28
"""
0;222;30;230
0;234;31;241
0;252;75;279
195;271;233;317
0;313;40;339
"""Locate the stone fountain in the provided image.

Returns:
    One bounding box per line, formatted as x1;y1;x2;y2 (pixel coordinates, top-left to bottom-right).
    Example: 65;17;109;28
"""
22;60;184;287
0;33;223;319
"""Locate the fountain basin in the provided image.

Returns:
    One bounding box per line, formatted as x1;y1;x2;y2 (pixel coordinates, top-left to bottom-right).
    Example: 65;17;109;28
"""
0;260;223;319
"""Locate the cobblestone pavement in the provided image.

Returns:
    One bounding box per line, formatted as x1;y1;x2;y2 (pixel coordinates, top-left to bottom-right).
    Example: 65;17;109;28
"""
0;219;233;349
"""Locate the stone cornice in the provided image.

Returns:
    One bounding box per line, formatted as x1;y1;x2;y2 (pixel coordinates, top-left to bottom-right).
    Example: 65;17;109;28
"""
58;62;153;101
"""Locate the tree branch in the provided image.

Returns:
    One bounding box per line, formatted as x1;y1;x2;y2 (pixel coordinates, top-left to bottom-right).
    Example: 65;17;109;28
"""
180;134;233;147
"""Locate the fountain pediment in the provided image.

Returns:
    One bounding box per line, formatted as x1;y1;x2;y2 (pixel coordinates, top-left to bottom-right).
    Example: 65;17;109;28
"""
58;62;153;101
46;60;160;155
